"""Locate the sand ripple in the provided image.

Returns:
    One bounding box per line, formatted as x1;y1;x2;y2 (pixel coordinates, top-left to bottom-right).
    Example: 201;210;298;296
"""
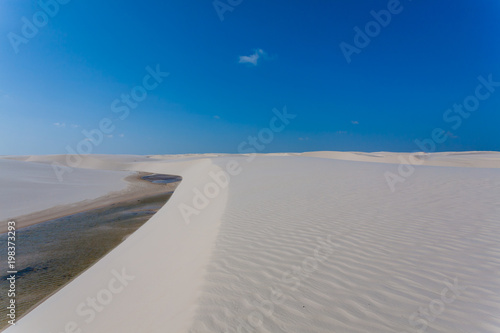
191;157;500;333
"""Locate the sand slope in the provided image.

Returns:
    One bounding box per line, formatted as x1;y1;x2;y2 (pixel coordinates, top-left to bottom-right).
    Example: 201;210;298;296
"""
191;156;500;332
3;152;500;333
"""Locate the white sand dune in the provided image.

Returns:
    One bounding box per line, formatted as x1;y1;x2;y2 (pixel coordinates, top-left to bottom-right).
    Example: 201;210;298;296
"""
300;151;500;168
2;152;500;333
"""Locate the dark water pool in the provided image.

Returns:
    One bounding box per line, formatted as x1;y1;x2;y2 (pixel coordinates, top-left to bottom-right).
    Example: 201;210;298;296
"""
0;190;174;329
142;174;182;184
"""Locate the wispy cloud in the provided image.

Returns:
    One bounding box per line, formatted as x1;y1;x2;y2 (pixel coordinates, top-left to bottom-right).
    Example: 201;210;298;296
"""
53;122;66;128
238;49;267;66
351;120;359;125
213;115;221;119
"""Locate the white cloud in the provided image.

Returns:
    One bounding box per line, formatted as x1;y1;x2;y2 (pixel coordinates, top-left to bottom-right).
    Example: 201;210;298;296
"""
351;120;359;125
239;49;266;66
53;122;66;128
119;133;125;138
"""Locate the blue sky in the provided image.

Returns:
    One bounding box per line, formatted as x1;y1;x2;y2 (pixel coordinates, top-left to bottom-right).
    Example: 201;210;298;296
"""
1;0;499;155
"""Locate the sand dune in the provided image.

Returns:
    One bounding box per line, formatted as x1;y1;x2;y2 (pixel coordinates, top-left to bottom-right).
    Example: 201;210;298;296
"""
300;151;500;168
2;152;500;332
190;156;500;332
